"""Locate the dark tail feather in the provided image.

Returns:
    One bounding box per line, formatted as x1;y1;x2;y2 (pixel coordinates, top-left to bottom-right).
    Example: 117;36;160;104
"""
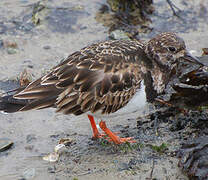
0;95;28;113
0;77;61;113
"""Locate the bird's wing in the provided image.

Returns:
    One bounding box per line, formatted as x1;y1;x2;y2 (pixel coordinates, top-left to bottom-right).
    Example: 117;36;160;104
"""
14;40;144;115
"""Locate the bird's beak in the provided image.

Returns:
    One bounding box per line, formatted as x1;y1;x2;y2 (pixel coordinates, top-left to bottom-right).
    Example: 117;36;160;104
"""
182;51;204;66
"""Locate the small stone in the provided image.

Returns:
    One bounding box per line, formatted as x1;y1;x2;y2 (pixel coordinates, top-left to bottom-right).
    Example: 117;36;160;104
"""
43;45;51;50
128;159;137;169
118;162;129;171
48;166;56;173
27;65;34;69
26;134;36;143
23;168;35;179
0;25;6;34
3;40;18;48
23;59;32;63
24;145;34;151
21;23;34;32
7;48;17;54
113;160;118;164
0;40;3;48
0;138;13;152
109;30;130;40
20;0;28;3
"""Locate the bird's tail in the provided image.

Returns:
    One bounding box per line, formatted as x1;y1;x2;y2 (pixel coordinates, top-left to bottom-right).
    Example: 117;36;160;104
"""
0;77;62;113
0;94;28;113
0;86;29;113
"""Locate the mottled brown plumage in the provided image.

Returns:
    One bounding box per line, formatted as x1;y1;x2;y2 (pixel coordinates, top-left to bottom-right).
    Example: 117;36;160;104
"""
12;40;145;115
0;32;202;116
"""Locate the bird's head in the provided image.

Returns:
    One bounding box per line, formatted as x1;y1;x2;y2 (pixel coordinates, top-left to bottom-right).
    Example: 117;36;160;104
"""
145;32;203;71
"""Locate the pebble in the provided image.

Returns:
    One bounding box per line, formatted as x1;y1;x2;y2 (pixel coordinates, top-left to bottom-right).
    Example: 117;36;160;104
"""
7;48;18;54
22;168;35;179
27;65;34;69
26;134;37;143
0;25;6;34
3;40;18;48
109;30;130;40
0;138;14;152
43;45;51;50
0;40;3;48
47;166;56;173
20;23;34;32
117;162;129;171
20;0;29;4
24;145;34;151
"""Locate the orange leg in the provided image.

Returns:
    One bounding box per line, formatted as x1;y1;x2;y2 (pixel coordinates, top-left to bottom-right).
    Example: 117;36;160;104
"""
99;121;136;144
88;115;101;139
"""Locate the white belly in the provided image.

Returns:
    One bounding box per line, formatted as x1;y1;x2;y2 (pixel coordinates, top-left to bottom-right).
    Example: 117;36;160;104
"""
90;81;148;119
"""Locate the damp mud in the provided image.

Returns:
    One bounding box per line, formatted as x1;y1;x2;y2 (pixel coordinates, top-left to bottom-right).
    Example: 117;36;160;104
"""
1;0;208;179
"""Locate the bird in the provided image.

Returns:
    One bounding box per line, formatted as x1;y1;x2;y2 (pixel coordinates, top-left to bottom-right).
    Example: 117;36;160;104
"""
0;32;203;144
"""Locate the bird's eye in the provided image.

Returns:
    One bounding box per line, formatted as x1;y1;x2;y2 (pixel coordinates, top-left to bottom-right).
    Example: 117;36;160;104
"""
168;46;176;52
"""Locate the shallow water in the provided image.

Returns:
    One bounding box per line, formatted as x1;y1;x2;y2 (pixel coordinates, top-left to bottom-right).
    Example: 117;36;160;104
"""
0;0;208;179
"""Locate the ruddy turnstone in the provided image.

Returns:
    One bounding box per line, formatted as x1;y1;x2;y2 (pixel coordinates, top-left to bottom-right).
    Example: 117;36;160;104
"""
0;32;203;144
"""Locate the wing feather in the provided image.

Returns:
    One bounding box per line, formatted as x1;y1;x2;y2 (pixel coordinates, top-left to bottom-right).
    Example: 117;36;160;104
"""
12;40;144;115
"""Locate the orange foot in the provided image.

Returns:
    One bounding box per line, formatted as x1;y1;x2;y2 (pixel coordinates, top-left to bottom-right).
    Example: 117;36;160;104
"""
99;121;136;144
88;115;119;140
87;115;135;144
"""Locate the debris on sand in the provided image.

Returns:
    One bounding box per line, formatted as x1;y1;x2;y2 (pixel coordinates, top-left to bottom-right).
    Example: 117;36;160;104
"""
95;0;154;38
31;0;49;25
19;69;33;87
0;138;13;152
3;40;18;49
202;48;208;55
43;138;73;162
58;138;74;146
177;136;208;179
43;152;60;162
149;143;168;154
109;29;130;40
